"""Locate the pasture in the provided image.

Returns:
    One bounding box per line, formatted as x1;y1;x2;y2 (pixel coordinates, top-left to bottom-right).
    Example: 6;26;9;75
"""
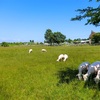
0;45;100;100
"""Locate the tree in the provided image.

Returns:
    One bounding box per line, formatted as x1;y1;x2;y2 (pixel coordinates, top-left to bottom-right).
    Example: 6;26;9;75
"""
66;38;72;43
44;29;54;45
1;42;9;47
91;32;100;43
30;40;34;43
44;29;66;45
53;32;66;44
71;0;100;26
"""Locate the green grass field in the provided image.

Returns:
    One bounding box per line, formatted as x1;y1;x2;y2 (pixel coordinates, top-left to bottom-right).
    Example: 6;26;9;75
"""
0;45;100;100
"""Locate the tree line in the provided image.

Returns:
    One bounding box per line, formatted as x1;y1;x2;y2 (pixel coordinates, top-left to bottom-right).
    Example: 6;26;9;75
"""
0;30;100;47
1;0;100;47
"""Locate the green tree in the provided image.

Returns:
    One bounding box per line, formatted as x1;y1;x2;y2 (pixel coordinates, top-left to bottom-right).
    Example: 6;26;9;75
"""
44;29;54;45
29;40;34;45
91;32;100;43
71;0;100;26
1;42;9;47
66;38;72;43
53;32;66;44
44;29;66;45
30;40;34;43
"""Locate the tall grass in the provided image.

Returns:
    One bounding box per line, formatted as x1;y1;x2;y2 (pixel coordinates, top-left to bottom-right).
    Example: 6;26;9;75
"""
0;45;100;100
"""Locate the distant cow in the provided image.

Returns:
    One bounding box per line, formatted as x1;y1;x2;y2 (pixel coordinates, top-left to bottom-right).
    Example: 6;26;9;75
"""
41;49;47;52
76;62;90;80
83;61;100;81
29;49;32;53
56;54;68;62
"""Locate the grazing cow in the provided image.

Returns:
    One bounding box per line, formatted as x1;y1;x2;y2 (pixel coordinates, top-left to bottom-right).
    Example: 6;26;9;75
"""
63;54;68;62
56;54;64;61
94;69;100;84
76;62;90;80
41;49;47;52
29;49;32;53
83;61;100;81
56;54;68;62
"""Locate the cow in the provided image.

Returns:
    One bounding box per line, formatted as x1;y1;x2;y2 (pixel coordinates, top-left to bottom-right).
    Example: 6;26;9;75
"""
94;69;100;84
56;54;68;62
29;49;32;53
83;61;100;81
76;62;90;80
41;49;47;52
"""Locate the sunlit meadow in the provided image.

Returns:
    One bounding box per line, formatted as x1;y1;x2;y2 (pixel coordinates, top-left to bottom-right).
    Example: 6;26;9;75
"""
0;45;100;100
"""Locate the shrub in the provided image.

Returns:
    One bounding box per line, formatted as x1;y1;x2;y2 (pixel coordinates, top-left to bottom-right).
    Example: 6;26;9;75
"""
1;42;9;47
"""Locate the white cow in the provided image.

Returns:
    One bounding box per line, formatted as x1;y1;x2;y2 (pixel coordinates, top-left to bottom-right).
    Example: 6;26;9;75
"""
83;61;100;81
29;49;32;53
76;62;90;80
56;54;68;62
63;54;68;61
41;49;47;52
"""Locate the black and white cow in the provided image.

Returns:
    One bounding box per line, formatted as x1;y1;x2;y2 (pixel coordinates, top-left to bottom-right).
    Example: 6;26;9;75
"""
76;62;90;80
94;67;100;84
83;61;100;81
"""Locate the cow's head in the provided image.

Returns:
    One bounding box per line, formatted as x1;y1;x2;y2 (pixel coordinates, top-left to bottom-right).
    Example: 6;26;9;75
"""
76;74;82;80
83;73;88;81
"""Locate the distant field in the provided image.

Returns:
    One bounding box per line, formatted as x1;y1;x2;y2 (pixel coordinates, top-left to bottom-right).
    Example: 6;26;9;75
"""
0;45;100;100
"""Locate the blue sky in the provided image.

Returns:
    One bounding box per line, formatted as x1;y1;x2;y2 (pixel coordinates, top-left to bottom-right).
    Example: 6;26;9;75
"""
0;0;100;42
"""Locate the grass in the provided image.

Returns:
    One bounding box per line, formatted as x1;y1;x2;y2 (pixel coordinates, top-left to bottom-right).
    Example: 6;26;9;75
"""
0;45;100;100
